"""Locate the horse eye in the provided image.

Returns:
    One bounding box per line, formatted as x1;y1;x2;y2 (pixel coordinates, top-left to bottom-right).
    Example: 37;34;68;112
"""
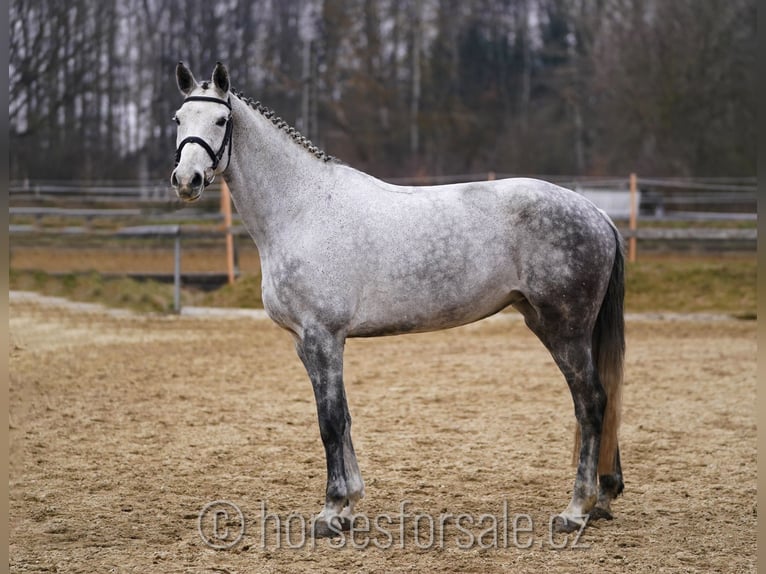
172;115;180;125
215;117;227;127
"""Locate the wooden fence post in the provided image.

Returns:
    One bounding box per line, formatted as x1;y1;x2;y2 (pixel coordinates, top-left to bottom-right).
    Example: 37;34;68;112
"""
221;181;236;284
629;173;638;263
173;227;181;313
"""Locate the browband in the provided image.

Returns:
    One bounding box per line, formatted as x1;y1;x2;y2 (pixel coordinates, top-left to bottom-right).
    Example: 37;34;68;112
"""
181;95;232;109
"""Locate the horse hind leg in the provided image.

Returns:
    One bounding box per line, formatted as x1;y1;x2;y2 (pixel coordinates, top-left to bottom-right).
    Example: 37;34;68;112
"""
517;301;605;532
556;338;606;532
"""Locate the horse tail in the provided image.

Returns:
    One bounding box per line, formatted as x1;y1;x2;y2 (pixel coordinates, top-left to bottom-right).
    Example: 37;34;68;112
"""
573;225;625;476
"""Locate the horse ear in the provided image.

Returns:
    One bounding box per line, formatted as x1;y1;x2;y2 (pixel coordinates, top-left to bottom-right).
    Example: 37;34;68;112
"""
176;61;197;96
212;62;230;94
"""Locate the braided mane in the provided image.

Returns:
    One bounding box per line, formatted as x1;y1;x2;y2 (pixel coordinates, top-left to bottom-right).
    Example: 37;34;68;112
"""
230;88;338;164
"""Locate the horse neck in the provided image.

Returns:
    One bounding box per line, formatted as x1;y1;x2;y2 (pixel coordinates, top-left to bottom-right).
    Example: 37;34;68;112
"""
223;96;335;252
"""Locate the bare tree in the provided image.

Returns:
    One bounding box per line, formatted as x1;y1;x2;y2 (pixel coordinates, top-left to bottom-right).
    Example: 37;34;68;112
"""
8;0;757;180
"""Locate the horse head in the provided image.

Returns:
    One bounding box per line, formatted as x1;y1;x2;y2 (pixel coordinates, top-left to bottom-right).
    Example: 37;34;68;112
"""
170;62;232;202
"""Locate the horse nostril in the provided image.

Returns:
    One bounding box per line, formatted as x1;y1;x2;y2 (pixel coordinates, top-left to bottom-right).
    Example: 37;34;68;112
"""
171;171;179;187
191;172;203;189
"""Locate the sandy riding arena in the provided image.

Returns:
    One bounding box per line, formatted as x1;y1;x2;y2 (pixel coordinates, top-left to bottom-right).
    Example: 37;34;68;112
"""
9;295;756;573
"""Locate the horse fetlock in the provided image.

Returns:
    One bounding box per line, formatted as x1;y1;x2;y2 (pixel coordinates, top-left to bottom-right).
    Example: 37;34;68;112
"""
565;488;598;519
598;473;624;500
326;478;349;503
592;475;622;521
345;473;365;501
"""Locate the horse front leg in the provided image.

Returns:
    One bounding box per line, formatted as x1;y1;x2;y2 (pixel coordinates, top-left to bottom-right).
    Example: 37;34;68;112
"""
295;326;364;538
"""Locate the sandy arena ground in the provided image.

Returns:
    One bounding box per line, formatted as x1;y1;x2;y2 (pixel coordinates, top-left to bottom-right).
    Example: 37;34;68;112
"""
9;295;757;573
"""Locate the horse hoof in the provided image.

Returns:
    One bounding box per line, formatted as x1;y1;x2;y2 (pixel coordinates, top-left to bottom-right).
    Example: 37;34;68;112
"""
552;515;585;534
310;516;352;538
588;507;614;522
311;520;340;538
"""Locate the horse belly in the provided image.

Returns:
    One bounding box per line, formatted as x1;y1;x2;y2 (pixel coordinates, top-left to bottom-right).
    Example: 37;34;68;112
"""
347;250;520;337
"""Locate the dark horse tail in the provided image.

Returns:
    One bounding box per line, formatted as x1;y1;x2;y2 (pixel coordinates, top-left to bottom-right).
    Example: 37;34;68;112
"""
574;225;625;476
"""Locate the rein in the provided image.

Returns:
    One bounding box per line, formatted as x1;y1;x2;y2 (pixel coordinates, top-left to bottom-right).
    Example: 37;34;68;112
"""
174;95;233;184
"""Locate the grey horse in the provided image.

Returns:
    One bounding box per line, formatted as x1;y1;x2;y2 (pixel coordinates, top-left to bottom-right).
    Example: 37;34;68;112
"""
170;62;625;537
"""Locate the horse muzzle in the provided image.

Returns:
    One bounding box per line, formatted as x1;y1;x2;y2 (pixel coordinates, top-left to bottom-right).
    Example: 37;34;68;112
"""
171;169;205;202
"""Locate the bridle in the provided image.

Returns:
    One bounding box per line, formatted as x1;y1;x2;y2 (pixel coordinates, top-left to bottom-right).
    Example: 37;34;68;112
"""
174;95;233;186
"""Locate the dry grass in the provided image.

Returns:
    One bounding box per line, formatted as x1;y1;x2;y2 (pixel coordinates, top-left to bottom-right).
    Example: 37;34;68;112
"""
625;255;756;317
